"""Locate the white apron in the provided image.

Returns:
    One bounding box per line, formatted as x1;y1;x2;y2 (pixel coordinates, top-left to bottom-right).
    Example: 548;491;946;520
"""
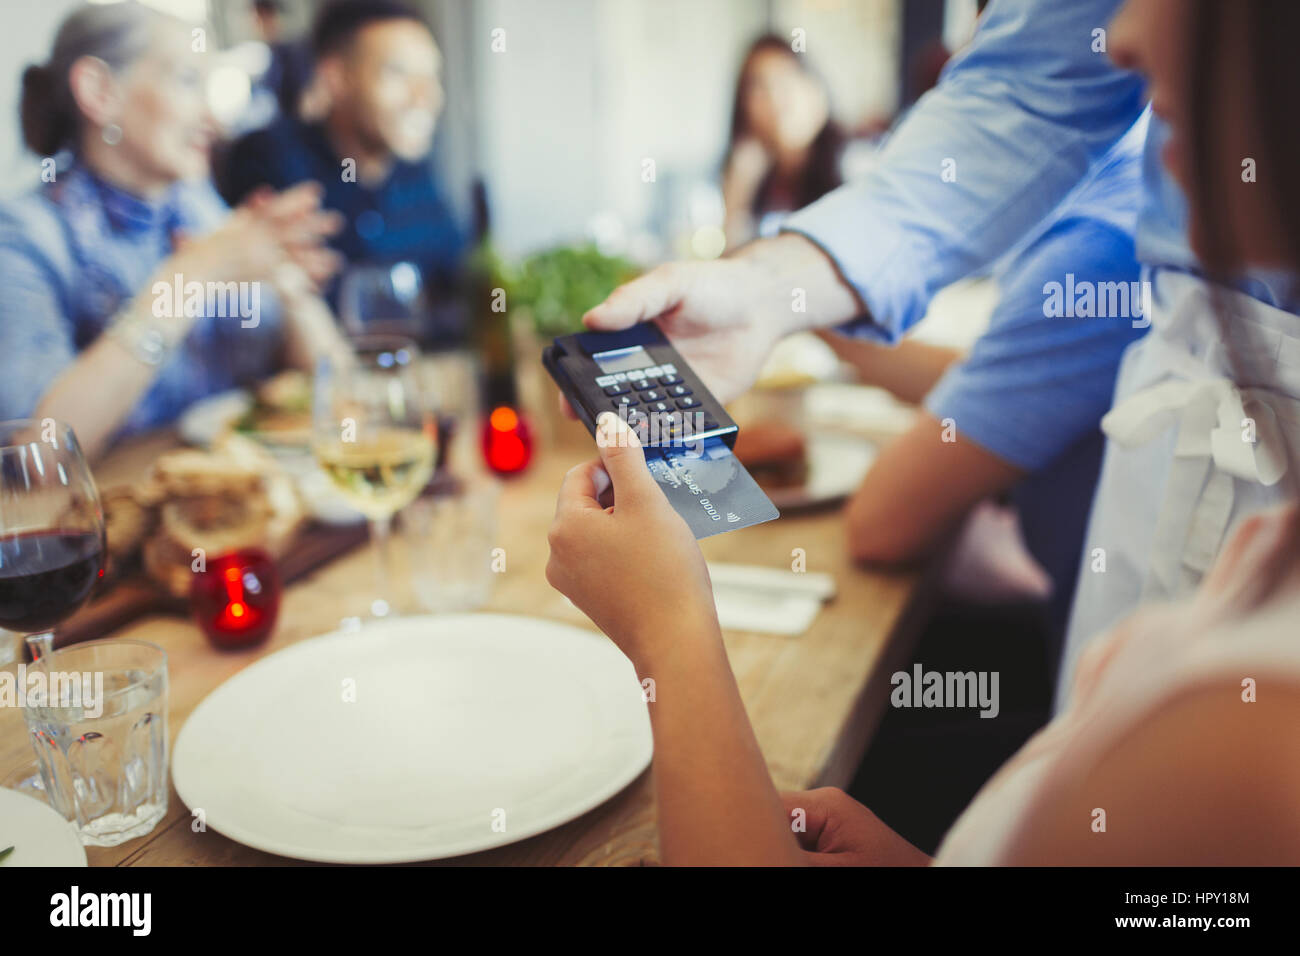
1055;270;1300;707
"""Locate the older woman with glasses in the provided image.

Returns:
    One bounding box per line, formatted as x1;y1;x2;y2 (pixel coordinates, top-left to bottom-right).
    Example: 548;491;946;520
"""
0;1;349;460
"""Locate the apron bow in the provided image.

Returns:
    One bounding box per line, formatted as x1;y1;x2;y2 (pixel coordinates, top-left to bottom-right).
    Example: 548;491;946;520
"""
1101;376;1289;592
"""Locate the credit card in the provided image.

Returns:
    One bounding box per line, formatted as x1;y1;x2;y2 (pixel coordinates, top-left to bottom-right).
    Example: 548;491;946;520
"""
644;436;779;539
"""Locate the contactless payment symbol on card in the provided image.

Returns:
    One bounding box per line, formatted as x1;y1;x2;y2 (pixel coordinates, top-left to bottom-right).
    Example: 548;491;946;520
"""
648;440;778;539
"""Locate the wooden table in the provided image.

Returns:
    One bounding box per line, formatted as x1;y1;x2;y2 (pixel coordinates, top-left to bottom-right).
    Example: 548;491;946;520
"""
73;428;936;866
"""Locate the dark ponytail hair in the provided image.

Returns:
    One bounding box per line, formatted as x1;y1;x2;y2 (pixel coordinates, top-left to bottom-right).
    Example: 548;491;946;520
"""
19;1;163;157
20;63;74;157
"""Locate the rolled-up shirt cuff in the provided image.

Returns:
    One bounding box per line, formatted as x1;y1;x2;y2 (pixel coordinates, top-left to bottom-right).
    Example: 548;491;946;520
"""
782;187;920;345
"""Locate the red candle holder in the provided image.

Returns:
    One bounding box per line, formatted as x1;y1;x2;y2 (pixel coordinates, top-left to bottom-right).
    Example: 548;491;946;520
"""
481;405;534;475
190;548;282;649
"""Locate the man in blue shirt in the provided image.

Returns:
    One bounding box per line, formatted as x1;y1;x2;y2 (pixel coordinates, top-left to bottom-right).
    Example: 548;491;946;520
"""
826;114;1146;651
927;114;1148;646
581;0;1300;710
220;0;464;328
812;112;1148;849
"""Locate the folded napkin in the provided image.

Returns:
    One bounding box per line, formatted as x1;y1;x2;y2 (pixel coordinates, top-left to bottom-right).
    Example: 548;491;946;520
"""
708;562;836;636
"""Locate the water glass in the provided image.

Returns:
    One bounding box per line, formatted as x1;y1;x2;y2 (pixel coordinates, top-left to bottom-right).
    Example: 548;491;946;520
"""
0;629;16;667
15;639;168;847
403;480;501;613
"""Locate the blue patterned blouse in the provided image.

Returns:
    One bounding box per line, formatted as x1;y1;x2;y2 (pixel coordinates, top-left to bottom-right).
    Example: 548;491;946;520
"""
0;165;285;436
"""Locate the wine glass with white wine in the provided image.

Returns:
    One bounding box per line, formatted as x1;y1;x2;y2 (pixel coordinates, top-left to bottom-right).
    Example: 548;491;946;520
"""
313;335;436;619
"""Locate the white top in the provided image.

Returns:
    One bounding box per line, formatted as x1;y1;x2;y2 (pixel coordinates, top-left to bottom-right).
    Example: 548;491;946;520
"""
937;506;1300;864
1058;271;1300;706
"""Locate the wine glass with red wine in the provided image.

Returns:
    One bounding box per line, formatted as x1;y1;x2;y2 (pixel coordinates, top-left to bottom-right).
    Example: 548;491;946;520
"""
0;420;106;652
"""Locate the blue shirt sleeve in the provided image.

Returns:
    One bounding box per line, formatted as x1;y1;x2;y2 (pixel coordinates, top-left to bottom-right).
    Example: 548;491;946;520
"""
782;0;1147;342
924;214;1145;471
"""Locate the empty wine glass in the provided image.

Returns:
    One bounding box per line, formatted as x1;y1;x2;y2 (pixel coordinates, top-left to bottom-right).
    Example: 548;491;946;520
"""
337;261;427;341
312;336;436;619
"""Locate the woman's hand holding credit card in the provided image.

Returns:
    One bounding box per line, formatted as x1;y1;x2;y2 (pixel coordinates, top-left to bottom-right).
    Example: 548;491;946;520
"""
546;412;721;666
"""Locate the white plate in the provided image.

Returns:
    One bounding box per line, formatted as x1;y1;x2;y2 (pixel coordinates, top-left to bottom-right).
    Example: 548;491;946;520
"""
177;389;253;448
803;383;919;436
179;391;366;525
178;389;311;453
766;430;878;511
0;789;88;867
172;614;652;863
277;456;367;526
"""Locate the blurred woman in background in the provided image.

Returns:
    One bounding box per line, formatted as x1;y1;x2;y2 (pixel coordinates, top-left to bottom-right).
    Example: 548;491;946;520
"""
722;35;847;248
0;1;348;460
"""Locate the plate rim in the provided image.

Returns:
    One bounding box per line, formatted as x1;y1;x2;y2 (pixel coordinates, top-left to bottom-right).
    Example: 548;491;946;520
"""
0;788;89;867
176;388;253;448
172;612;653;864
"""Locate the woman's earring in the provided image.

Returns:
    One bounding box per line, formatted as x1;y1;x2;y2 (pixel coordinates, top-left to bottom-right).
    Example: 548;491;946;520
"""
102;123;122;146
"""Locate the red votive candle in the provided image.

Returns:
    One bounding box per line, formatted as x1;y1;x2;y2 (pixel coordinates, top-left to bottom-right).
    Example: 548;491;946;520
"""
190;548;282;649
481;405;534;475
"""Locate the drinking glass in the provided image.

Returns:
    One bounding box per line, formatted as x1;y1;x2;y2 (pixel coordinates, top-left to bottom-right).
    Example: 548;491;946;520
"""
421;348;482;479
0;419;105;652
313;336;436;619
404;479;500;613
11;639;168;846
337;261;427;341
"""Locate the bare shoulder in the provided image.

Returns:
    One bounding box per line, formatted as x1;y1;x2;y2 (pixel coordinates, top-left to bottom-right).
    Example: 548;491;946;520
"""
1000;676;1300;865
